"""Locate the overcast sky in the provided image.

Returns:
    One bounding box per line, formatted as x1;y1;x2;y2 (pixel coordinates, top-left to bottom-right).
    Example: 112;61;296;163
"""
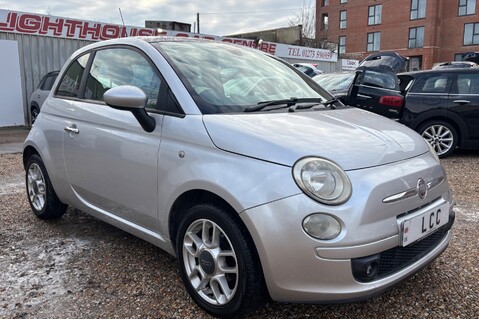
1;0;313;36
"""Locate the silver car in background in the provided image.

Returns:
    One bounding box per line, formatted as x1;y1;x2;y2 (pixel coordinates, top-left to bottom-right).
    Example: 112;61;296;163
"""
23;37;455;317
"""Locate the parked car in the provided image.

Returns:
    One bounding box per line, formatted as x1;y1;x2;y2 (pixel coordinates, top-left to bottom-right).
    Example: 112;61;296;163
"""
349;52;479;157
432;61;478;70
313;72;354;101
23;37;455;317
28;71;59;124
293;63;324;77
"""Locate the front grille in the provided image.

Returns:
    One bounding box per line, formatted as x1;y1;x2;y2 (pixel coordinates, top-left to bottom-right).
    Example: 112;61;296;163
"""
352;225;449;282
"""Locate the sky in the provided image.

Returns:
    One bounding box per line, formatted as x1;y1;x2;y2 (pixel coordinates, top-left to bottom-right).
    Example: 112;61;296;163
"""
0;0;314;36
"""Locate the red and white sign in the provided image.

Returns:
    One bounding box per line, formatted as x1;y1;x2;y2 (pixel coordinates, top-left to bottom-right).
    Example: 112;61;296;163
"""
342;59;359;70
0;9;336;62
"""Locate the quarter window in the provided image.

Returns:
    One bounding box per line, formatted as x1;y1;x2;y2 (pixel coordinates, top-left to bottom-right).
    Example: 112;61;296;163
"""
339;36;346;54
464;23;479;45
84;48;161;109
367;32;381;52
340;11;347;29
459;0;476;16
456;73;479;94
410;0;426;20
56;54;90;98
368;5;382;25
408;27;425;48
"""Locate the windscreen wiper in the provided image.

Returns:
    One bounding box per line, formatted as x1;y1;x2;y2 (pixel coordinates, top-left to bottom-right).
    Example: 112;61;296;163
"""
243;98;299;112
243;97;339;113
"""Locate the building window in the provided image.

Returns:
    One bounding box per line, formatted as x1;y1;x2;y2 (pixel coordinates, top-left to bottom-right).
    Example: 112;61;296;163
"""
454;53;464;61
367;32;381;51
464;23;479;45
459;0;476;16
321;13;329;31
368;5;382;25
410;0;426;20
408;27;425;48
322;0;329;6
340;10;347;29
339;36;346;54
341;0;347;3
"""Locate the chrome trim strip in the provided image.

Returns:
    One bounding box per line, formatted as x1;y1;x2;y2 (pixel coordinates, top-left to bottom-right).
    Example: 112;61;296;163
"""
383;176;444;204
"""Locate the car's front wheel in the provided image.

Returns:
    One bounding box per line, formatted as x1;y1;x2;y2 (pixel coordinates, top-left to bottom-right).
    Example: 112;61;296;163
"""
26;154;67;219
176;203;266;317
418;121;458;158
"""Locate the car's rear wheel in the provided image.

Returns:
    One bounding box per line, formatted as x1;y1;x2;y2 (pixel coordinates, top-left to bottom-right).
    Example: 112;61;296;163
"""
418;121;458;158
176;203;266;317
26;154;67;219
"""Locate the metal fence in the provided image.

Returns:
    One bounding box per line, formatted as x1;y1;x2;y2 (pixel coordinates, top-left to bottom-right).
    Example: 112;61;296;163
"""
0;32;93;125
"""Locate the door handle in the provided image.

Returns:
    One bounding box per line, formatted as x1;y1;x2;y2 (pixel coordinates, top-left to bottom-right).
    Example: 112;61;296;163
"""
64;124;79;134
453;100;470;105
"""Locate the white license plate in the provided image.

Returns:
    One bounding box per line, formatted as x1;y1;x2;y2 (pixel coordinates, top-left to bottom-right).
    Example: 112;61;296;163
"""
400;202;449;247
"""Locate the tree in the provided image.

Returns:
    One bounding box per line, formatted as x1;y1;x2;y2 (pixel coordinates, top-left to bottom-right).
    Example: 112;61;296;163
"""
288;0;316;46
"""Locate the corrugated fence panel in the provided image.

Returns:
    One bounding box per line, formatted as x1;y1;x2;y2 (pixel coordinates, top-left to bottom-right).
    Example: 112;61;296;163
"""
0;32;93;125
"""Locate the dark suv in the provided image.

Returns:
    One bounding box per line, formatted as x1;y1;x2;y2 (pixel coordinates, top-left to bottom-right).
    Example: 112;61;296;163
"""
349;53;479;157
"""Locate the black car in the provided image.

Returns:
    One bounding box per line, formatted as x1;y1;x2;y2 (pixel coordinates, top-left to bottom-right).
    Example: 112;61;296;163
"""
349;53;479;157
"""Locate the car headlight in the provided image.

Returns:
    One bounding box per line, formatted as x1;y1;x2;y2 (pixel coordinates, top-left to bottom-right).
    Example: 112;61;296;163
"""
293;157;352;205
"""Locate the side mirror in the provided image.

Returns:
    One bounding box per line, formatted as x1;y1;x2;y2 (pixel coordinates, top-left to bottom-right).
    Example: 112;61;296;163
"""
104;85;156;133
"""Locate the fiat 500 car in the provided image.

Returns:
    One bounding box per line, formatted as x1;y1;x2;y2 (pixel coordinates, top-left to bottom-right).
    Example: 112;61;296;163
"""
23;37;455;318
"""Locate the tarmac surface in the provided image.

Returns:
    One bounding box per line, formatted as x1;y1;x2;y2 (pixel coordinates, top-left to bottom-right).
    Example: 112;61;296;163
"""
0;126;29;154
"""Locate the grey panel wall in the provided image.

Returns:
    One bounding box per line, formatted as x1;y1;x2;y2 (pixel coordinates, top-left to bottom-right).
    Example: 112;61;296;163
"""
0;32;93;125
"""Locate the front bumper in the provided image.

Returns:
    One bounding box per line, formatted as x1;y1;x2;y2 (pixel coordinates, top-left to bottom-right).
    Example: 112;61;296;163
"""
240;153;454;303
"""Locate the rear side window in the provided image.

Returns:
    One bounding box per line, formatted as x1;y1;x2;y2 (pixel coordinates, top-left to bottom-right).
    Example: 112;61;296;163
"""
409;74;452;93
455;73;479;94
56;54;90;97
84;48;161;109
361;69;399;90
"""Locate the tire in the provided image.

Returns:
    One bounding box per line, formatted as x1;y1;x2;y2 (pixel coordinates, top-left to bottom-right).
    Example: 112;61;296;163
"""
25;154;67;220
175;203;266;318
418;121;458;158
31;106;40;124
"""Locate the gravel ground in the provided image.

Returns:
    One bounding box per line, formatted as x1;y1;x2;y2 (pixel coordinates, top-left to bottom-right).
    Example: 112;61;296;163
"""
1;151;478;318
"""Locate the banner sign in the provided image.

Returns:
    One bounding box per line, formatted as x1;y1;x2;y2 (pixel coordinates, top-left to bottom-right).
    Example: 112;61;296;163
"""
342;59;359;70
0;9;336;62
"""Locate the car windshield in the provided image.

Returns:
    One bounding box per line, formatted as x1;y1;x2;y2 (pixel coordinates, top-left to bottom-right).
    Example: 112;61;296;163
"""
153;41;327;114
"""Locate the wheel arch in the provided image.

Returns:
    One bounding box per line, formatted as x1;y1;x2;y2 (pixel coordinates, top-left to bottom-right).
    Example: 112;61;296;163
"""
169;189;243;252
415;116;463;147
23;145;40;169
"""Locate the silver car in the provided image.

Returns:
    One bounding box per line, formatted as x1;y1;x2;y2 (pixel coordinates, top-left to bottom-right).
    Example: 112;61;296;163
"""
23;37;455;317
28;71;59;124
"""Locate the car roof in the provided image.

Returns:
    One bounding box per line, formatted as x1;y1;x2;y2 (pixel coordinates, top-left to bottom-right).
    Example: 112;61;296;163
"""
399;68;479;76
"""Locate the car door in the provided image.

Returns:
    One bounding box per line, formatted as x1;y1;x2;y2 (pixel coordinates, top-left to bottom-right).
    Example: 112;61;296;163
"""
448;71;479;143
401;72;453;128
37;72;59;108
57;47;164;231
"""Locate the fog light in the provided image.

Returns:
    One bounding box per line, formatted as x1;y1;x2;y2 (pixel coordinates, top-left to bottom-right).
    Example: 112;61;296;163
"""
302;214;341;240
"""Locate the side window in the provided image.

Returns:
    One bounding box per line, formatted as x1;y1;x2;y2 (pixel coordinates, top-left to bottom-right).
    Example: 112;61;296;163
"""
56;54;90;98
84;48;161;109
40;74;58;91
410;74;451;93
456;73;479;94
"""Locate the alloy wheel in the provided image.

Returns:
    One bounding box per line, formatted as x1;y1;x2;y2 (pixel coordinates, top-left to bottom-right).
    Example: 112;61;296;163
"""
182;219;239;306
421;124;454;156
27;163;46;211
